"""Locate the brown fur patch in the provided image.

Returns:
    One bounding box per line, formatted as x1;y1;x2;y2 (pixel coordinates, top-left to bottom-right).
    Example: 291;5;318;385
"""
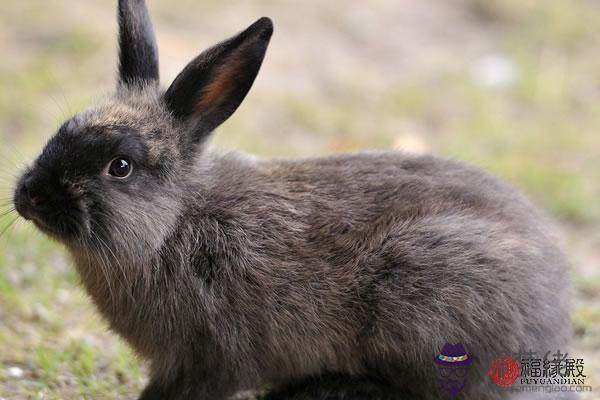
197;55;244;111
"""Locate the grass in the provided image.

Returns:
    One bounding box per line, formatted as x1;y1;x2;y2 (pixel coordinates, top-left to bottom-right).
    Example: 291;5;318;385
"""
0;218;145;399
1;0;599;398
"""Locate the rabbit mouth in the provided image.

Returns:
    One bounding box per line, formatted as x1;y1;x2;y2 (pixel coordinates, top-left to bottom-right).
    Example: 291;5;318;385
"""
29;214;50;230
14;161;93;241
14;177;87;241
29;209;85;241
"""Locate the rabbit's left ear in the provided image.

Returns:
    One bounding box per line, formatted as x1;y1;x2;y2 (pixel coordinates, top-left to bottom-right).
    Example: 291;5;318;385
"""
118;0;159;87
164;17;273;141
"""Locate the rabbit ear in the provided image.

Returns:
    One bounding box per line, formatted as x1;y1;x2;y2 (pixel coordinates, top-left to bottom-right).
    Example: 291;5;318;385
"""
164;17;273;141
118;0;159;87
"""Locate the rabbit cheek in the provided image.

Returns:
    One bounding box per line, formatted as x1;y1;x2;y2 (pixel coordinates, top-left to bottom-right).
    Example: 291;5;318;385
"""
89;182;181;263
41;203;88;241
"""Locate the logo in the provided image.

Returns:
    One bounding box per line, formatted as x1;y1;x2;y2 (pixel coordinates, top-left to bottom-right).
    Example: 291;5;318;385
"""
488;355;519;387
433;343;473;396
487;350;592;394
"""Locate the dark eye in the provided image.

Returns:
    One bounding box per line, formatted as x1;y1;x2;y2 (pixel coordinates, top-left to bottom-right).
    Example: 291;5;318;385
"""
107;157;133;178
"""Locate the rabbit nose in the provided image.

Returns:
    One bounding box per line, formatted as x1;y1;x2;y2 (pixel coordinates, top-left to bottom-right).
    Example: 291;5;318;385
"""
28;192;45;207
23;179;46;207
14;175;46;219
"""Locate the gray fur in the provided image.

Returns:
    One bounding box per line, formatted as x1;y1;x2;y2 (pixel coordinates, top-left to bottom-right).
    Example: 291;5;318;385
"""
118;0;160;86
14;1;571;399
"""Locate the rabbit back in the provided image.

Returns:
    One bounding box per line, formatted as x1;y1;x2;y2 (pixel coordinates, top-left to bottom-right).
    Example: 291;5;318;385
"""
171;150;571;398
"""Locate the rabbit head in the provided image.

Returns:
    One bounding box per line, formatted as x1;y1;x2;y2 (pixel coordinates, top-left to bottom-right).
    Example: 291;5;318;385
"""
13;0;273;260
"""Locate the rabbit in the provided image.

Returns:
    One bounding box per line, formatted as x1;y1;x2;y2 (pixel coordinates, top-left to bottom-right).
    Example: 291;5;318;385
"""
13;0;572;399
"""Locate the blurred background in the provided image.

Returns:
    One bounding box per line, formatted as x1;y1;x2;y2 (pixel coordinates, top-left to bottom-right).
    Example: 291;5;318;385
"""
1;0;599;398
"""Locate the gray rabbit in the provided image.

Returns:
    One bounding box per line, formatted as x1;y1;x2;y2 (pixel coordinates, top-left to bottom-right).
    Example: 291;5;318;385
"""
13;1;571;399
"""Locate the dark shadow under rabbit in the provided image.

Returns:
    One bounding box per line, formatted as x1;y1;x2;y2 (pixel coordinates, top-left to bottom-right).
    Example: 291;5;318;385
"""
13;1;572;399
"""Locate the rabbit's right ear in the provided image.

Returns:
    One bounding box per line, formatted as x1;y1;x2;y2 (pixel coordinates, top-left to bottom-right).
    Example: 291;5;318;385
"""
163;17;273;143
118;0;159;87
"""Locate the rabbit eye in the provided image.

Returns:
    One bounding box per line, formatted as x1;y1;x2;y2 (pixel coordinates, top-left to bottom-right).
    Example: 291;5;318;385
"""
107;157;133;178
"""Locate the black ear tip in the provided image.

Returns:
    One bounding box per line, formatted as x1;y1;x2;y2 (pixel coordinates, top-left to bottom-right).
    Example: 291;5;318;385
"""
250;17;274;40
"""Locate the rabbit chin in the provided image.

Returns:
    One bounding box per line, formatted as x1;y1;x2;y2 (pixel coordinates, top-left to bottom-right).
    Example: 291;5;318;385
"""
30;209;90;244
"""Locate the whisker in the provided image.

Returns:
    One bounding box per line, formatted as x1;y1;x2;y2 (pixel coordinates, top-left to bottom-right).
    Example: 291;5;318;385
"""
48;92;69;123
0;164;19;173
0;208;16;218
6;217;22;238
94;225;136;305
0;215;19;240
0;172;19;183
46;68;78;120
0;147;27;170
89;229;118;312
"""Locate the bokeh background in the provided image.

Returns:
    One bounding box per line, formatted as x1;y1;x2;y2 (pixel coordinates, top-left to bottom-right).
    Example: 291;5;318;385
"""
1;0;599;398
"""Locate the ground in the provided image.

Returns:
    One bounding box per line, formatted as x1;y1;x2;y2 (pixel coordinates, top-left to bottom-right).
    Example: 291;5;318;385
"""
0;0;599;399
